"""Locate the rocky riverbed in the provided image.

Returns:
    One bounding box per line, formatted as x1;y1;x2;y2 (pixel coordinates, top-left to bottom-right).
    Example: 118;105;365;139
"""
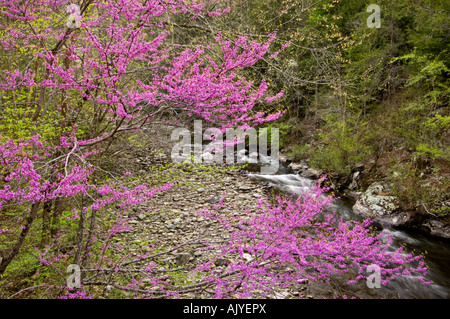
95;124;396;299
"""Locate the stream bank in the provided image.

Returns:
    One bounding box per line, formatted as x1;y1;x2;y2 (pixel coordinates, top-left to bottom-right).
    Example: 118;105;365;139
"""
279;152;450;240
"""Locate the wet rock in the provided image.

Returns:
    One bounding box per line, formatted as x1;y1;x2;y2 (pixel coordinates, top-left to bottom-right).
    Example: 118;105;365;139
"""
242;163;261;173
300;168;322;179
424;220;450;239
288;162;305;172
377;211;415;227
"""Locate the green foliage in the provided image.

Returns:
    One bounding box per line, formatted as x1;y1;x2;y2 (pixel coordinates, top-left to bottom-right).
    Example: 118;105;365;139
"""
127;135;146;148
416;143;443;160
425;115;450;134
388;161;449;216
289;144;311;161
0;103;64;142
259;122;291;149
2;253;40;281
246;0;450;215
309;115;372;175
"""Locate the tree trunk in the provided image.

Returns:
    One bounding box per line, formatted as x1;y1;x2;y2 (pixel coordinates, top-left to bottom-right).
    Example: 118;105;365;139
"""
73;197;86;265
81;209;97;268
41;200;52;248
50;198;65;238
0;203;40;276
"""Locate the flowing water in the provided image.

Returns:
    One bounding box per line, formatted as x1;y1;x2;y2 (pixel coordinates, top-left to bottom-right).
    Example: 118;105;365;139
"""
246;164;450;299
191;142;450;298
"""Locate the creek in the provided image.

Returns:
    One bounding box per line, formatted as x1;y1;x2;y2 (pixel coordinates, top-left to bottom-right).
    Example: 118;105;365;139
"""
245;157;450;299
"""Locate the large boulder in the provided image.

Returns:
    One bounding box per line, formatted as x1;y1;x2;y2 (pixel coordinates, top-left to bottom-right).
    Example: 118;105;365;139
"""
287;161;309;174
300;167;322;179
423;219;450;239
352;182;414;227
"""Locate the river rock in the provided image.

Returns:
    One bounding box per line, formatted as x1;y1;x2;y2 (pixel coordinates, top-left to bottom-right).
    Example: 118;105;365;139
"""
378;211;415;227
424;220;450;239
288;162;306;172
354;182;398;214
239;185;252;192
352;182;406;226
352;200;372;219
300;168;322;179
206;197;220;204
278;153;290;163
346;191;362;200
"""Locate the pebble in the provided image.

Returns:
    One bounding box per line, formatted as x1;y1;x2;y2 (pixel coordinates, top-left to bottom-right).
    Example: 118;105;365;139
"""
206;197;220;204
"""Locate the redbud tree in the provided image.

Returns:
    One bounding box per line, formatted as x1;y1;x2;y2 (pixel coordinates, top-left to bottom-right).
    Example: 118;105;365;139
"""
0;0;282;275
0;0;428;298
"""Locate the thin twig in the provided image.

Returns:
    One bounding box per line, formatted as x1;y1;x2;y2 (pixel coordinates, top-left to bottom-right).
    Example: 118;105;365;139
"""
7;284;46;299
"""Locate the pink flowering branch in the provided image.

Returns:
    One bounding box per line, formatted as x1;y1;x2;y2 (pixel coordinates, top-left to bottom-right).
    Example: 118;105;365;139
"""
192;184;429;298
0;132;171;275
29;184;429;299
